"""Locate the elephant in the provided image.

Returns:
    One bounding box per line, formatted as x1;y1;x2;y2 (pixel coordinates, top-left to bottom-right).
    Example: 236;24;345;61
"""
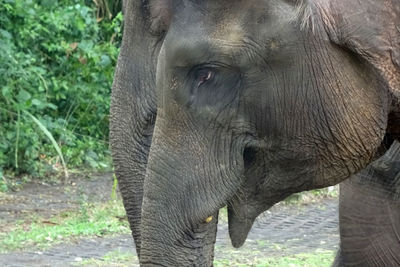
110;0;400;266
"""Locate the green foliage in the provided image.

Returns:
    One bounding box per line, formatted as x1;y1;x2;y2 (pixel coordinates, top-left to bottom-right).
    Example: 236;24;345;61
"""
24;110;69;178
0;0;123;179
94;0;122;20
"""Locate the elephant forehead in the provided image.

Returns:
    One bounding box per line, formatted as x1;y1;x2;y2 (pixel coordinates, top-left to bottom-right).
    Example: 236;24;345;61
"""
160;1;303;69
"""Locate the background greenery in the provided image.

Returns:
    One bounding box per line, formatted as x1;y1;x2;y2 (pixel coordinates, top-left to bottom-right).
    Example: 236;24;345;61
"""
0;0;122;189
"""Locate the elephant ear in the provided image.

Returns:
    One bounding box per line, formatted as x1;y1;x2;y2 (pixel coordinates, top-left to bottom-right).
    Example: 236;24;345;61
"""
110;0;171;256
318;0;400;140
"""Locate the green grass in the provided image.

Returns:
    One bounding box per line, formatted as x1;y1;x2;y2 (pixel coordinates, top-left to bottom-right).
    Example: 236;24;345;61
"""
214;250;335;267
0;200;129;253
76;250;138;266
75;249;334;266
283;187;338;205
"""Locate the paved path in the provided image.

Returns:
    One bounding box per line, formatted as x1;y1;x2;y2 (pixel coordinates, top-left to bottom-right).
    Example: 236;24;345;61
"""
0;198;339;266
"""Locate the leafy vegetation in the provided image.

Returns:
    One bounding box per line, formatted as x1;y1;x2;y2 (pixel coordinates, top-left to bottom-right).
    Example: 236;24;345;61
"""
0;0;123;188
0;199;129;252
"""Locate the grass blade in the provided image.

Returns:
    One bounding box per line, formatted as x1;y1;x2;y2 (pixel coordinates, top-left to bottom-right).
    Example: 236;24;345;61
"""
23;111;69;179
111;173;118;200
15;109;20;169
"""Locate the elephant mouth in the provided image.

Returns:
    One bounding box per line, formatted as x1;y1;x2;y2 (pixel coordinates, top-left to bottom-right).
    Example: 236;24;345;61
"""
175;213;219;249
227;201;271;248
139;210;219;266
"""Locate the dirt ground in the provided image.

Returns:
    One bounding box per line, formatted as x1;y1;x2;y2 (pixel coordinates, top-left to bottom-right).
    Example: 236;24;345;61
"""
0;173;339;266
0;173;115;224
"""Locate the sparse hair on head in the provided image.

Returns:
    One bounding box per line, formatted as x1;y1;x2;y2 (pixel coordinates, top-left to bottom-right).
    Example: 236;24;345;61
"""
292;0;314;31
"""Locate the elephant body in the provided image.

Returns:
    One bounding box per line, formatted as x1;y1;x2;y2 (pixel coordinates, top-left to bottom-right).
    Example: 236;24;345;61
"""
110;0;400;265
334;141;400;266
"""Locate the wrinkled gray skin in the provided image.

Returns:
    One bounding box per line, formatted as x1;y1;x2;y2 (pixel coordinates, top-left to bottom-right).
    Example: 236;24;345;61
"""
333;141;400;266
110;0;400;266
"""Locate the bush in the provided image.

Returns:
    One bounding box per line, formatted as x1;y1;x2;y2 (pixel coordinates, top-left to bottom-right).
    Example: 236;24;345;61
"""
0;0;122;182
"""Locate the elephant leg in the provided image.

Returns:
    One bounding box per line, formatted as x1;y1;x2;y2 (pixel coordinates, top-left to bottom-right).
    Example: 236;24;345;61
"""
332;248;344;267
336;141;400;267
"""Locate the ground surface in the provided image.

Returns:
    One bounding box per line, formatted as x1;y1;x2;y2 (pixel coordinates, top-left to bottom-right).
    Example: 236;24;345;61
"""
0;174;339;266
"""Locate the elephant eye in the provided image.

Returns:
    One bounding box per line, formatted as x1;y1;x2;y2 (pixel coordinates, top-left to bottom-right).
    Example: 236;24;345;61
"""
195;68;214;87
185;64;242;107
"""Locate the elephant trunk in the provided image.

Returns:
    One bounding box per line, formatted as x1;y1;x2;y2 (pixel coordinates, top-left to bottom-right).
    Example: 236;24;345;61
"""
139;116;244;266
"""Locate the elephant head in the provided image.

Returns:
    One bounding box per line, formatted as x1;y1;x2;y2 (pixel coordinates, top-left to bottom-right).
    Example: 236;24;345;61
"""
110;0;400;265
